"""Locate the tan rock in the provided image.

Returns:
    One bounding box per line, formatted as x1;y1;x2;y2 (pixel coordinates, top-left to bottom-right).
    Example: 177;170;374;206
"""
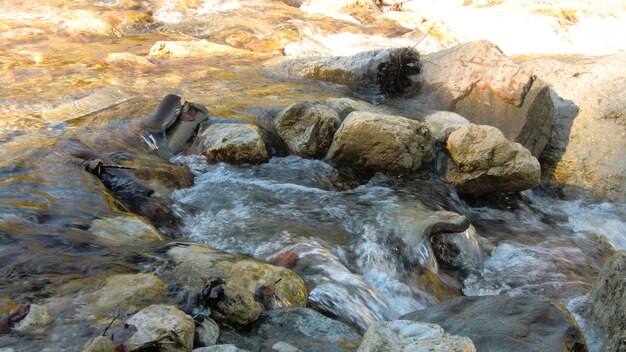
105;53;156;67
326;111;433;175
127;305;195;351
90;215;164;243
274;101;340;158
13;304;52;333
423;111;469;141
358;320;476;352
193;123;269;165
445;123;540;194
417;40;554;156
83;336;116;352
84;273;164;310
56;9;151;37
149;40;254;58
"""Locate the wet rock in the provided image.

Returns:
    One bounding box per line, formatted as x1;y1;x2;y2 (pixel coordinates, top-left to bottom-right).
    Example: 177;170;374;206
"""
149;40;254;58
423;111;469;142
278;48;404;86
126;304;195;351
325;111;433;175
44;87;134;124
193;123;269;165
273;101;340;158
89;215;164;243
83;336;116;352
258;308;362;352
210;283;263;328
402;295;588;352
358;320;476;352
84;273;164;311
430;226;485;277
586;251;626;352
445;123;540;195
195;317;220;347
193;345;250;352
214;259;307;309
13;304;52;333
271;341;302;352
105;53;156;68
520;54;626;202
324;98;374;120
109;151;194;195
166;243;307;309
56;9;152;37
417;40;554;157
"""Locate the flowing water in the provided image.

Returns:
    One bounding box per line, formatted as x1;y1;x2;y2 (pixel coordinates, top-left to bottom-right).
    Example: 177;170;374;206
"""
0;0;624;351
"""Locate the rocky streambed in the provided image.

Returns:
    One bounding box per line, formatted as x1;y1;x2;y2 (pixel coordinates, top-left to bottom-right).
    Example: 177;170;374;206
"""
1;0;625;352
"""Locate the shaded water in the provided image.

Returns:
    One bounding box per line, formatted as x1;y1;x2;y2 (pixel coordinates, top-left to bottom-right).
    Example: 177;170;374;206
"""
0;0;624;351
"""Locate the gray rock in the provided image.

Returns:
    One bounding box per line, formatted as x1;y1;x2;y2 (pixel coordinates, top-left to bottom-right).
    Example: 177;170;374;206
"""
325;111;433;175
13;304;52;333
195;318;220;347
193;123;269;165
271;341;302;352
126;304;195;351
520;54;626;202
586;251;626;352
357;320;476;352
274;101;340;158
258;308;362;351
445;123;541;194
83;273;164;311
82;336;116;352
417;40;554;157
90;216;164;243
402;295;588;352
193;345;250;352
423;111;469;142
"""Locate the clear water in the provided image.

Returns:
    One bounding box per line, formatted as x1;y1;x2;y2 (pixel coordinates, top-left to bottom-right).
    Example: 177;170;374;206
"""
0;0;624;350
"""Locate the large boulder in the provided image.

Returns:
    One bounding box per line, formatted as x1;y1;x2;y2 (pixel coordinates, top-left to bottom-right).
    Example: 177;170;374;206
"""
520;54;626;202
402;295;587;352
126;304;195;351
586;251;626;352
274;101;340;158
416;40;554;157
193;123;269;165
358;320;476;352
445;123;541;194
325;111;433;175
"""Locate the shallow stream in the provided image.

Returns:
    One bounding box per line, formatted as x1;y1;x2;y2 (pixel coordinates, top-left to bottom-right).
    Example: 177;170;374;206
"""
0;0;624;351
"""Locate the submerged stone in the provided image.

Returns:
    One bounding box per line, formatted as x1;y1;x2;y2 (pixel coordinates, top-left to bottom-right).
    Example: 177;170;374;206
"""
357;320;476;352
13;304;52;333
90;215;164;243
83;273;164;311
83;336;116;352
402;295;588;352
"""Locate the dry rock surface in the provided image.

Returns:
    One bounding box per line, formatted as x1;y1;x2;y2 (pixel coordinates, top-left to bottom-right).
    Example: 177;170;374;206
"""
326;111;433;175
445;123;540;194
193;123;269;165
274;101;340;158
417;40;554;157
